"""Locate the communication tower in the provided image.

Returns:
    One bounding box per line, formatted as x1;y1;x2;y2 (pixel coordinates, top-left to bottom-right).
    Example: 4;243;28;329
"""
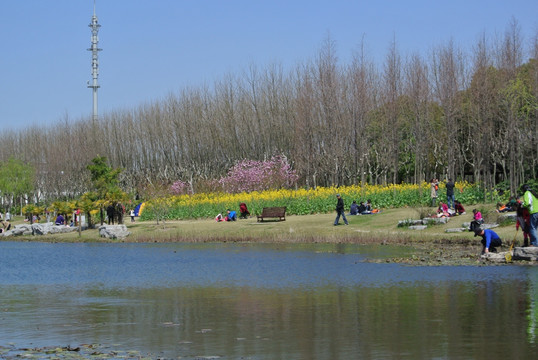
88;0;101;122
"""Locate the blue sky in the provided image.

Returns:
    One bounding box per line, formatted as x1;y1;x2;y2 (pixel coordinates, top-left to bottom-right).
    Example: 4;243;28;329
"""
1;0;537;130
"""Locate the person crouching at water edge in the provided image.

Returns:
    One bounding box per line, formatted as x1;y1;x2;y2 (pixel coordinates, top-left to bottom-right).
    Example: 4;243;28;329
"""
334;194;348;226
474;228;502;255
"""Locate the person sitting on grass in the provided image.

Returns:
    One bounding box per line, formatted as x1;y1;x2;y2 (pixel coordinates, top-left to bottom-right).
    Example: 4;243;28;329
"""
496;202;510;213
365;199;381;214
357;201;367;214
454;200;466;215
469;209;484;231
0;219;10;233
226;209;237;221
474;228;502;255
349;200;359;215
437;202;450;217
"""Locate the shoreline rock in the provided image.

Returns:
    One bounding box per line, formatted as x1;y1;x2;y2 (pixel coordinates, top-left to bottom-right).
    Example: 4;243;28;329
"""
98;224;130;240
2;222;80;237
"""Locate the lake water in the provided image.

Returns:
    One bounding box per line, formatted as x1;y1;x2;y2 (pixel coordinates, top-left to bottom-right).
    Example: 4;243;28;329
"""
0;241;537;359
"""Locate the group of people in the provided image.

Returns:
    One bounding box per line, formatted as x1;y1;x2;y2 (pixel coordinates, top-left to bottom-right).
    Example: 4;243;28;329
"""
334;194;380;226
473;184;538;255
495;197;519;213
432;178;470;219
106;204;126;225
212;182;538;257
349;199;377;216
436;200;466;217
431;178;457;209
430;177;538;255
215;203;250;222
515;184;538;248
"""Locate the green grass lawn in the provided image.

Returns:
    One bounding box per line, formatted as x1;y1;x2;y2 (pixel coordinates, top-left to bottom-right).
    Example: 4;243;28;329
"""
6;203;519;246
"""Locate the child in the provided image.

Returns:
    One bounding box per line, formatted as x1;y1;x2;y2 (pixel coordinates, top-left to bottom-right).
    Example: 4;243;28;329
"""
469;209;483;231
473;209;482;221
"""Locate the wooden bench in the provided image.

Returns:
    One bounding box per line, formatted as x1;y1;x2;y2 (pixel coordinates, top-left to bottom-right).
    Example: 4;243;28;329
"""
257;206;286;222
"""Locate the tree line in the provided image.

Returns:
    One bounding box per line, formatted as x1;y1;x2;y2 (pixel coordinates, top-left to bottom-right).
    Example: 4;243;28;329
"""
1;19;537;204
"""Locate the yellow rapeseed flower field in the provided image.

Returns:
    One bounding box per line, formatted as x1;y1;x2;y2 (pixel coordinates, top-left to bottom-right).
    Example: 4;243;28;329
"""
142;182;485;221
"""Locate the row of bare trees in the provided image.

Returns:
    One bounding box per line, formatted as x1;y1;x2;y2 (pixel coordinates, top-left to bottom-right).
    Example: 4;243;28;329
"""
2;20;538;201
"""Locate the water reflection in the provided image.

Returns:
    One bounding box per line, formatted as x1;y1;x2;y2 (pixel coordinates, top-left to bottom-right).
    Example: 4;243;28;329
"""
528;268;538;344
0;241;537;359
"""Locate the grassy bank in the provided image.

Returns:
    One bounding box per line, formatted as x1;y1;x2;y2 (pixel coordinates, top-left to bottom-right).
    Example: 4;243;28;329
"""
6;204;524;265
6;203;515;245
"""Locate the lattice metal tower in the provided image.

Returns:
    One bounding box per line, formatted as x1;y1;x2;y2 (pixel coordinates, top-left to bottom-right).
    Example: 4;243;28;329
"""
88;0;101;122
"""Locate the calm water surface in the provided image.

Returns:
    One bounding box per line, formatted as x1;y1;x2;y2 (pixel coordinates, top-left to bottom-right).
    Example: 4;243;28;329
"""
0;241;537;359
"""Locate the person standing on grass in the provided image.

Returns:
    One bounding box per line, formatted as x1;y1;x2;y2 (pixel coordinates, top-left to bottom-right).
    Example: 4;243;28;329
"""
430;178;439;207
446;178;455;210
334;194;348;226
516;201;530;247
522;184;538;246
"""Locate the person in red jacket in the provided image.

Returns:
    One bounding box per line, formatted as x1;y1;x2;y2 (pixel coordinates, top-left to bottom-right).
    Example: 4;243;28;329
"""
454;200;466;215
239;203;250;219
516;201;530;247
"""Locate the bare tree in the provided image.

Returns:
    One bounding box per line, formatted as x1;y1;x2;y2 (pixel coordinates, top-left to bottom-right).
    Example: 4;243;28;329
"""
404;52;431;183
431;39;465;181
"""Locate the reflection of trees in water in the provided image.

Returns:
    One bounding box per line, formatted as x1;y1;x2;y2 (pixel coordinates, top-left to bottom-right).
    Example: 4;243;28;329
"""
70;284;538;359
527;268;538;344
3;271;538;358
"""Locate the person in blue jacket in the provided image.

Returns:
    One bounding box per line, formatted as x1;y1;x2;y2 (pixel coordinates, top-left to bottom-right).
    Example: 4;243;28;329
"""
474;228;502;254
226;209;237;221
55;214;65;225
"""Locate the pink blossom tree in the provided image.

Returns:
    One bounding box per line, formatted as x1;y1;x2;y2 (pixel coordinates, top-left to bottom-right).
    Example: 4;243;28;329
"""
170;180;189;195
218;155;298;193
